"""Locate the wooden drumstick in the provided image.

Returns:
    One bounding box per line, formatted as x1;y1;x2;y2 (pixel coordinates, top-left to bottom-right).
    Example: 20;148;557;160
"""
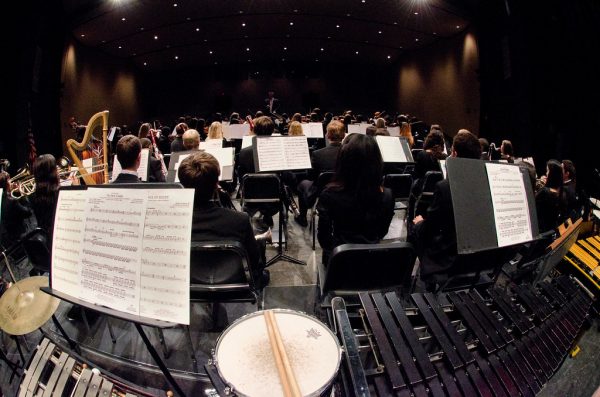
265;310;302;397
264;310;293;397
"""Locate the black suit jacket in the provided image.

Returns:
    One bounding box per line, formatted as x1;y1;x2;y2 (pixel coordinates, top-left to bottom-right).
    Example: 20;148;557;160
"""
191;201;263;278
171;136;185;153
112;173;141;184
309;143;341;180
237;146;255;181
411;179;456;276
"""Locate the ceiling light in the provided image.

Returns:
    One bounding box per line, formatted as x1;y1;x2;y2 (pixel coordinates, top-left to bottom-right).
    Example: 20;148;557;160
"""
173;3;177;7
456;25;460;29
154;35;158;40
346;13;351;17
140;27;145;31
121;17;126;21
336;24;340;28
433;32;437;35
186;17;190;21
246;47;250;51
378;30;382;34
209;50;213;54
80;34;85;37
204;39;208;42
355;51;359;54
196;28;200;32
283;47;287;50
242;22;246;27
289;22;294;26
144;62;147;66
414;12;419;15
387;55;391;59
415;38;419;41
248;59;251;62
315;58;319;62
320;48;324;51
174;56;178;60
293;9;298;12
118;45;122;49
214;61;218;65
282;58;285;61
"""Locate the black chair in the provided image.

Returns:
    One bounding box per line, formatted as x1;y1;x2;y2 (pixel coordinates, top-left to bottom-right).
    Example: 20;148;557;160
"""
414;170;443;218
240;173;281;223
383;174;413;219
309;171;335;250
319;242;416;301
21;228;51;276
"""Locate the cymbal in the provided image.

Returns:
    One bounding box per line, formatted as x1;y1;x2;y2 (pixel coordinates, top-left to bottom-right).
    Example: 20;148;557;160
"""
0;276;60;335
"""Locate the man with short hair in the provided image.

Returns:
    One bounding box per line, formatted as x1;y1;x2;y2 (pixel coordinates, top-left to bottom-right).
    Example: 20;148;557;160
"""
295;120;346;226
411;129;481;282
182;129;201;151
112;135;142;183
178;151;269;287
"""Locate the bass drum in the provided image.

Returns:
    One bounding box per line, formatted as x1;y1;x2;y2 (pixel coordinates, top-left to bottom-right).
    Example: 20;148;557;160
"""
214;309;342;397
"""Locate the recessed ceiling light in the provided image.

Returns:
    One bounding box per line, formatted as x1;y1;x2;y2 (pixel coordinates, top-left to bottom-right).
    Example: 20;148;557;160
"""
242;22;246;27
132;53;136;56
140;27;145;31
121;17;126;21
289;22;294;26
387;55;391;59
456;25;460;29
196;28;200;32
378;30;382;34
248;59;251;62
143;62;147;66
209;50;213;54
355;51;359;54
283;47;287;50
174;55;179;60
244;35;248;38
320;48;324;51
101;40;106;43
80;34;85;37
173;3;177;7
414;12;419;15
433;32;437;35
346;13;351;17
204;39;208;42
246;47;250;51
362;0;366;3
118;45;122;49
186;17;190;21
293;9;298;12
393;22;398;25
154;35;158;40
282;58;285;61
315;58;319;62
239;10;243;14
214;61;218;65
415;38;419;41
336;25;340;28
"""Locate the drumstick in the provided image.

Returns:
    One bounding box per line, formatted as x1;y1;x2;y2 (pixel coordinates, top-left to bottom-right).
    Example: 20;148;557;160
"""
266;311;302;397
264;310;293;397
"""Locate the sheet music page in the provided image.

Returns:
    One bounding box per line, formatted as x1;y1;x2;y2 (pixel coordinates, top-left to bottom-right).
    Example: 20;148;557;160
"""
375;136;408;163
173;154;192;183
301;123;324;138
241;135;253;149
139;189;194;324
110;149;149;182
223;123;250;139
205;147;235;180
51;189;86;297
199;139;223;150
388;126;400;137
82;157;94;174
439;159;447;179
80;188;147;315
108;127;117;142
256;137;285;171
485;163;533;247
283;136;312;169
347;124;363;135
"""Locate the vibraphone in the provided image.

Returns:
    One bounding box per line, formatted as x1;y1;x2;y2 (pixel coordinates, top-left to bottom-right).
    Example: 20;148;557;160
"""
561;234;600;294
19;337;154;397
331;275;592;397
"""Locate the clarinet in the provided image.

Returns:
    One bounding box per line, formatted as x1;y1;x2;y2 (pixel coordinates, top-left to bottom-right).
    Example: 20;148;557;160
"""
149;127;168;177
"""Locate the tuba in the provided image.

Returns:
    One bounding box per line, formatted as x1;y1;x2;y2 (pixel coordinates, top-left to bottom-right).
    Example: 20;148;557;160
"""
66;110;109;185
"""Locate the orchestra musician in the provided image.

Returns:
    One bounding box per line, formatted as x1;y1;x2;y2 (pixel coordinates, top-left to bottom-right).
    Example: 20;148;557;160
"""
112;135;142;184
0;171;32;249
177;151;270;288
29;154;60;248
140;138;166;182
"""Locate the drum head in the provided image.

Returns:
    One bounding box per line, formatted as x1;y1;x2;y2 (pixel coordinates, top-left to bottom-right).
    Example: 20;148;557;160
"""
215;309;341;397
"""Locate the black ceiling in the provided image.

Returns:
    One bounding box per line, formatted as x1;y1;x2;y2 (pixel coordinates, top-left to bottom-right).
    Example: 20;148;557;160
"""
64;0;476;71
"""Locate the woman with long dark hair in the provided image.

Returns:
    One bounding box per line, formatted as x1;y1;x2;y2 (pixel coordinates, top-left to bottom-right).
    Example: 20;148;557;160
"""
317;134;394;264
29;154;60;247
535;159;565;232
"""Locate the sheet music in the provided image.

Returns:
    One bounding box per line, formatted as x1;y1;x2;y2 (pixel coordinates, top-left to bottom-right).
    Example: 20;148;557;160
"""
108;127;117;142
301;122;324;138
485;163;533;247
173;154;192;183
256;136;311;171
348;124;367;135
439;159;447;179
51;189;87;298
223;123;250;139
110;149;150;182
205;147;235;181
241;135;253;149
375;136;408;163
139;189;194;324
199;139;223;150
388;126;400;137
79;188;147;315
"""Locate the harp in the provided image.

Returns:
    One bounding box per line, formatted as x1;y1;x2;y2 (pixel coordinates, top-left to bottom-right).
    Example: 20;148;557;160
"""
66;110;109;185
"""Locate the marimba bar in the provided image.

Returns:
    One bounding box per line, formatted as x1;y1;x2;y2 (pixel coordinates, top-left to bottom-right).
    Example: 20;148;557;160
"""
332;275;592;396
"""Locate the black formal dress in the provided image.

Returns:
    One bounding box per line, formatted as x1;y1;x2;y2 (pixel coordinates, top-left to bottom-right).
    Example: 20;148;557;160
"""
190;200;267;286
112;173;141;184
535;187;563;233
0;194;32;248
411;179;456;277
29;189;59;248
317;187;394;264
297;143;341;218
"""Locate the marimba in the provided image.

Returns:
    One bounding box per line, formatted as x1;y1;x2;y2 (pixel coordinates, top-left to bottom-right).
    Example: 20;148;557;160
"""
561;234;600;294
19;337;153;397
331;275;592;397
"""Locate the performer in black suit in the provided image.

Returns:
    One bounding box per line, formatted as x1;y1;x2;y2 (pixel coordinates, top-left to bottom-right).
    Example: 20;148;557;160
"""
112;135;142;184
178;151;269;287
264;90;280;115
317;134;395;265
295;120;346;226
411;129;481;282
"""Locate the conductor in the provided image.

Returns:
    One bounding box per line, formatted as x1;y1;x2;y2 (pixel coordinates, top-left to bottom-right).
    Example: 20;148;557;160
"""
264;90;280;115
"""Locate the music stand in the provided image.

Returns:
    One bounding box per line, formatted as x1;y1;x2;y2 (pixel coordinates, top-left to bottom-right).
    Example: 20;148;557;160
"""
251;136;310;267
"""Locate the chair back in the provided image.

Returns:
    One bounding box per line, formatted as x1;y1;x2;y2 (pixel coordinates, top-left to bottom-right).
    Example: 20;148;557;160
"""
315;171;335;193
383;174;413;202
241;173;280;205
23;228;51;274
322;242;416;296
421;170;443;194
189;240;259;303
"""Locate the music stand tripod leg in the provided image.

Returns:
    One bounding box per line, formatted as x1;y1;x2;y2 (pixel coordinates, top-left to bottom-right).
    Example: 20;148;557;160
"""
52;314;79;353
134;323;186;397
266;197;306;267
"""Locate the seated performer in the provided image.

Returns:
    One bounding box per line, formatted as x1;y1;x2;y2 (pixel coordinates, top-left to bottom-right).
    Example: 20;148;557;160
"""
140;138;166;183
295;120;345;226
0;171;32;249
112;135;142;184
177;151;269;287
411;129;481;283
317;134;395;265
29;154;60;248
183;129;201;151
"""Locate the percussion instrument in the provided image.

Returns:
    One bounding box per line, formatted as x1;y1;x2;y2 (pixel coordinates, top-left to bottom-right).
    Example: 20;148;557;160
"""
0;276;60;335
331;275;592;396
209;309;341;396
19;337;154;397
561;233;600;295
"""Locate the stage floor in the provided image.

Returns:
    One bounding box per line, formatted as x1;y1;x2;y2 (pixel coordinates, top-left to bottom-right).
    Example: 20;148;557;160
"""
2;204;599;396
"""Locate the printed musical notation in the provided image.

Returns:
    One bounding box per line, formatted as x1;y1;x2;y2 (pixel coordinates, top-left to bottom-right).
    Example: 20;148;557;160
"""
486;163;533;247
51;187;194;324
256;136;312;172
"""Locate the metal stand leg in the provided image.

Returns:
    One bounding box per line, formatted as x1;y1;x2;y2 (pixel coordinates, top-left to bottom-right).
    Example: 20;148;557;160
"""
156;328;169;358
266;196;306;267
184;326;198;373
134;323;186;397
52;314;79;353
106;317;117;344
